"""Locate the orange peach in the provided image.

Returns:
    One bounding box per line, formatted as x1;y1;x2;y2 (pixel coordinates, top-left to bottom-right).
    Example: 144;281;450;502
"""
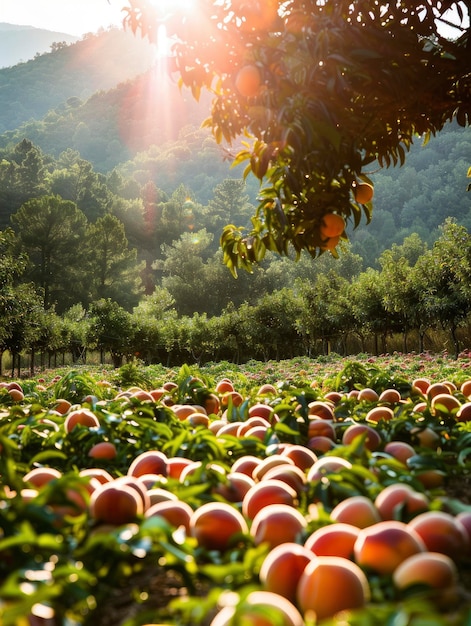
357;388;379;403
263;465;307;495
189;502;248;552
259;542;316;604
374;483;429;521
330;495;381;528
23;467;62;488
383;441;416;465
307;418;336;441
426;382;451;400
231;455;262;477
89;481;144;525
252;455;295;481
354;520;426;575
393;551;458;591
242;479;298;520
166;456;193;479
456;401;471;422
412;378;430;395
145;499;193;532
306;455;352;482
297;556;370;621
64;408;100;432
408;511;469;559
307;400;334;420
342;423;382;451
431;393;461;416
128;450;168;478
88;442;117;460
379;388;402;404
280;444;318;471
307;436;337;454
365;406;394;424
213;472;255;503
250;503;308;548
304;522;360;559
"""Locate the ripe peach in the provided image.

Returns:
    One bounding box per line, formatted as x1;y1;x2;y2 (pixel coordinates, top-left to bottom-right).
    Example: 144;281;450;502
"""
166;456;193;479
297;556;370;621
427;382;451;400
115;475;151;512
250;503;308;548
280;444;318;471
365;406;394;424
145;499;193;532
189;502;248;552
460;379;471;398
307;418;336;441
203;393;220;415
213;472;255;503
431;393;461;416
237;416;271;437
258;383;278;396
23;467;62;488
324;391;343;404
393;551;458;593
354;520;426;575
249;402;277;424
374;483;429;521
263;465;307;495
383;441;416;465
357;387;379;403
220;391;244;407
410;426;440;449
243;425;267;440
330;495;381;528
89;481;144;525
456;401;471;422
79;468;113;484
53;398;72;415
215;379;234;394
231;455;262;477
408;511;469;559
88;442;117;460
379;388;402;404
147;488;178;506
242;479;298;520
128;450;168;478
307;436;337;453
64;408;100;432
456;511;471;544
252;455;294;481
307;400;334;420
304;522;360;559
306;455;352;482
259;542;316;604
412;378;430;395
342;423;382;451
8;388;24;402
210;591;304;626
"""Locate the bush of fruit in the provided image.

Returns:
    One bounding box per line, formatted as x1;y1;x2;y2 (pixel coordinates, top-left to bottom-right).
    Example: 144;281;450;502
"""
0;364;470;625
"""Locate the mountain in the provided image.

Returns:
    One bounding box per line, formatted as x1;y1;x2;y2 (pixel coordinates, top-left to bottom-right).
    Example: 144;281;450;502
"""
0;27;157;134
0;23;79;69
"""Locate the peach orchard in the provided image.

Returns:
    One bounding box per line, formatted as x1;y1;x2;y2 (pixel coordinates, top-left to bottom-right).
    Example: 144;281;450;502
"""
0;355;470;625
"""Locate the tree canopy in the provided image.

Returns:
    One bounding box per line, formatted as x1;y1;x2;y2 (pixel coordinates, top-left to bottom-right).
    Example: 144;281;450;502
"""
122;0;471;275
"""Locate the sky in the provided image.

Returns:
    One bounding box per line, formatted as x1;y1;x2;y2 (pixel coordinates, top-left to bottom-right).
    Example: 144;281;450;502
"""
0;0;126;36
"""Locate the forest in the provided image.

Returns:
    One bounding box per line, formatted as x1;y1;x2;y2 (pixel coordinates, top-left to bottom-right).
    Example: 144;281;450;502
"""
0;26;470;372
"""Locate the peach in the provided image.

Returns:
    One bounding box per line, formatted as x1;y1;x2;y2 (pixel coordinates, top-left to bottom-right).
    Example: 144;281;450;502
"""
365;406;394;424
145;499;193;532
354;520;426;575
297;556;370;621
215;379;234;394
456;402;471;422
393;551;458;592
237;416;270;437
307;418;336;441
307;400;334;420
128;450;168;478
249;402;275;422
258;383;278;395
53;398;72;415
259;542;316;604
408;511;469;559
220;391;244;407
250;503;308;548
374;483;429;520
166;456;193;479
115;475;150;512
342;423;382;451
210;591;304;626
379;388;402;404
412;378;430;395
189;502;248;552
89;481;144;525
79;468;113;484
147;487;178;506
262;465;307;495
23;467;62;488
64;408;100;432
280;444;318;470
357;387;379;403
330;495;381;528
213;472;255;503
383;441;416;465
203;393;220;415
427;382;451;400
431;393;461;416
306;455;352;482
460;379;471;398
456;511;471;545
88;442;117;460
410;426;440;449
242;479;298;520
304;522;360;559
324;391;343;404
307;436;337;453
231;455;262;477
252;455;295;481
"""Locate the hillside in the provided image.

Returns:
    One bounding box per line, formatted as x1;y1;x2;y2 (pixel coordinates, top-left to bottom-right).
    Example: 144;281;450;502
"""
0;27;156;134
0;23;79;69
